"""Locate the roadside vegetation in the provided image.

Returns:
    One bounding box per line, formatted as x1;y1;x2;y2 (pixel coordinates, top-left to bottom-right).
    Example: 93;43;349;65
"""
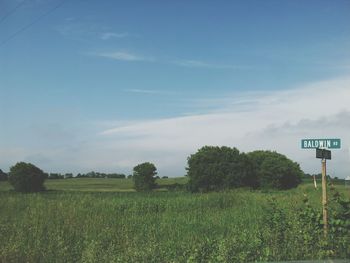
0;146;349;262
0;181;349;262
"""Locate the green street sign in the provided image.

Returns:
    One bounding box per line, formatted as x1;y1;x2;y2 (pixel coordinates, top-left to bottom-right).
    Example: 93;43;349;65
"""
301;138;341;149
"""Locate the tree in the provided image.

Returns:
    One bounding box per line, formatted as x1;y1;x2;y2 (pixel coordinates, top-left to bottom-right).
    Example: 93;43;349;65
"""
9;162;46;192
0;169;8;181
132;162;157;191
65;173;73;179
247;150;302;190
48;173;64;179
186;146;253;192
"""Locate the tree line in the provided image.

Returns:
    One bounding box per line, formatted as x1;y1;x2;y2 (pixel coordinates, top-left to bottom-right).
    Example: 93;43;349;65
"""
107;146;305;192
1;145;306;193
0;170;127;180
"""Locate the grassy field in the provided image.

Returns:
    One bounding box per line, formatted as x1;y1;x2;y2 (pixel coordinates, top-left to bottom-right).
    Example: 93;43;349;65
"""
0;177;189;192
0;178;349;262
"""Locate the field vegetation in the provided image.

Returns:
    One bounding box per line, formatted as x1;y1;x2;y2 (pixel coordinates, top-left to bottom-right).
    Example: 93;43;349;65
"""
0;178;349;262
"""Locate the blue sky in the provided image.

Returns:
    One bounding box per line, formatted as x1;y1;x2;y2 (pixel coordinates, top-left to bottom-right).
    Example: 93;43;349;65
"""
1;0;350;177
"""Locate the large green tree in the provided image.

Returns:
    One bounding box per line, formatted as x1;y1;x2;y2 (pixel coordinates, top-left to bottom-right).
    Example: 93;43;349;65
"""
186;146;254;192
132;162;157;191
247;150;303;189
9;162;46;192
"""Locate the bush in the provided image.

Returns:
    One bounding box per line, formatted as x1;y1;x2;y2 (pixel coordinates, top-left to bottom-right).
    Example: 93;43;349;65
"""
186;147;303;192
9;162;46;192
248;151;302;190
186;146;254;192
132;162;157;191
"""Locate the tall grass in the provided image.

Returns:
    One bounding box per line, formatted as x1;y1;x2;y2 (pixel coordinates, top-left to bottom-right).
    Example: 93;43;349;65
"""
0;181;349;262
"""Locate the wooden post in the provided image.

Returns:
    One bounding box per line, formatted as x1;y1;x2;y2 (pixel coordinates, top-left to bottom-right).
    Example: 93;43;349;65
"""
313;174;317;189
321;159;328;236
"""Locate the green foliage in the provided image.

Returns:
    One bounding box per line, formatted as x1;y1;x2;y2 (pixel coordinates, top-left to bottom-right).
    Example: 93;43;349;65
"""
187;147;302;192
248;150;302;189
186;146;254;192
0;183;349;262
76;171;126;179
328;189;350;258
133;162;157;191
0;169;8;181
8;162;46;193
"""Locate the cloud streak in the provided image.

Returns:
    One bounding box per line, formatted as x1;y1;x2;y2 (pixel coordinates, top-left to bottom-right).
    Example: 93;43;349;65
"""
56;19;130;42
172;59;249;70
92;50;247;70
100;32;129;40
95;51;154;62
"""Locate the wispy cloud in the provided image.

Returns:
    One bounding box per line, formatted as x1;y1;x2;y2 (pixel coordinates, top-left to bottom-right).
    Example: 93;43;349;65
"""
94;53;248;69
95;51;154;62
123;89;171;95
56;19;130;42
173;59;248;70
100;32;129;40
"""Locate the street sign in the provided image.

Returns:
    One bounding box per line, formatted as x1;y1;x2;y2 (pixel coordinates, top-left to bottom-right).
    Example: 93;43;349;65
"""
300;138;341;236
316;148;331;160
301;138;341;149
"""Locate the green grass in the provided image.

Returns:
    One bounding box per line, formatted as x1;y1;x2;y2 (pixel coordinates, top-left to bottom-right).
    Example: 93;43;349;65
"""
0;177;189;192
0;179;349;262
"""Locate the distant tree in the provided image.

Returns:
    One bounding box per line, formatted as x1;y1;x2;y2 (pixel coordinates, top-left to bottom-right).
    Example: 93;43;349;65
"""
9;162;46;192
65;173;73;179
49;173;64;179
132;162;157;191
162;176;169;179
186;146;253;192
127;174;133;179
247;151;302;190
106;173;126;179
0;169;8;181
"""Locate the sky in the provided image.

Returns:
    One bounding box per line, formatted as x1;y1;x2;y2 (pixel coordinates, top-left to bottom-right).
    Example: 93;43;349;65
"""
1;0;350;178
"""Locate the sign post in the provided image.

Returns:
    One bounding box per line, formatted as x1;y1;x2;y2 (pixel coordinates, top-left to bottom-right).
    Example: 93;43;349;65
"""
321;159;328;236
315;148;331;236
301;138;341;237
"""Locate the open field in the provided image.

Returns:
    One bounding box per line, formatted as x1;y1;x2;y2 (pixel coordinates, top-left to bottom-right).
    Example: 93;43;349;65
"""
0;179;349;262
0;177;189;192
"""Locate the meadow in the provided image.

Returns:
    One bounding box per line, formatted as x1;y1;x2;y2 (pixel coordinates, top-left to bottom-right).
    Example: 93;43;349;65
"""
0;178;349;262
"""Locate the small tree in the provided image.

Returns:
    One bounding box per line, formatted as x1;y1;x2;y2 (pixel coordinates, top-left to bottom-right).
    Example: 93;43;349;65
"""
9;162;46;192
132;162;157;191
0;169;8;181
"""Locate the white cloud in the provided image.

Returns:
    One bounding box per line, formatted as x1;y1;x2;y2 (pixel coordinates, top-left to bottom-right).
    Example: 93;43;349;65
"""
173;59;248;70
2;77;350;178
100;32;129;40
123;89;174;95
99;76;350;178
92;52;248;69
95;51;154;62
56;20;130;42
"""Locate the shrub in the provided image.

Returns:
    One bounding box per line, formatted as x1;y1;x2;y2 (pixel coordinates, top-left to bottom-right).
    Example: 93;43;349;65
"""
186;146;254;192
132;162;157;191
248;151;302;190
9;162;46;192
